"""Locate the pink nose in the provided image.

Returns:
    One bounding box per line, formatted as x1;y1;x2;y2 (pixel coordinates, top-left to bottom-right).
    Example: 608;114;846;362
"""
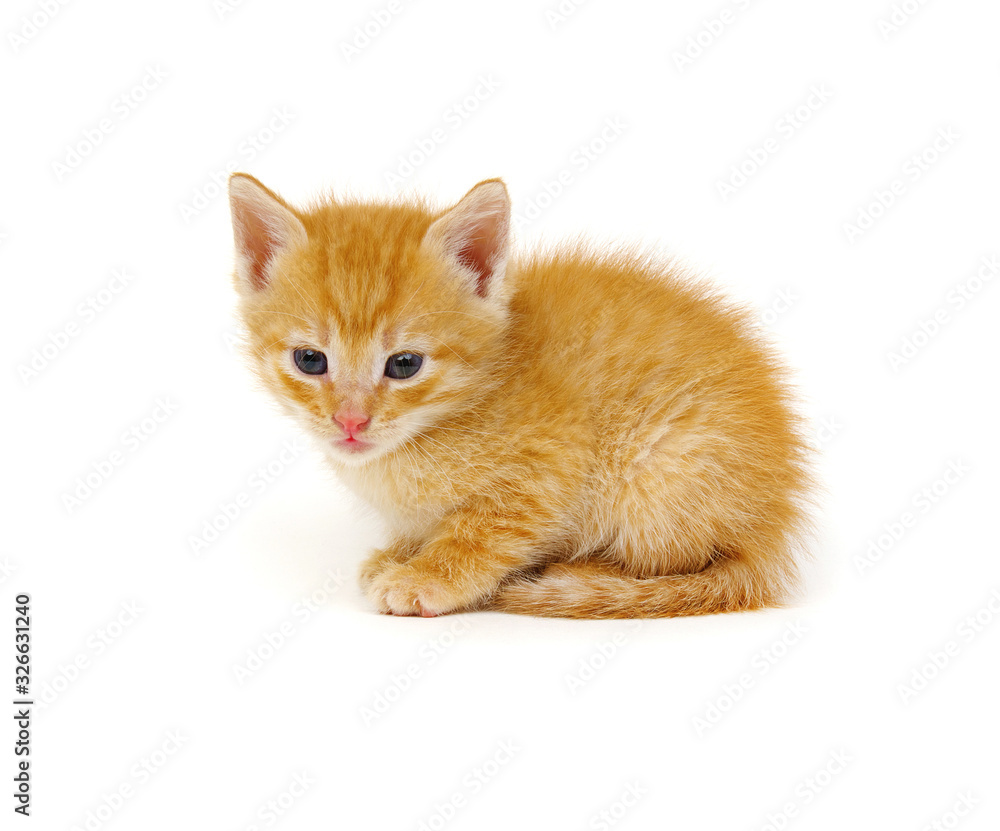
334;411;370;436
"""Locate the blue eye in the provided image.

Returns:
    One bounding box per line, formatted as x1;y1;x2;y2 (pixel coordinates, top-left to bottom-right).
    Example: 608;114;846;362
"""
385;352;423;380
293;348;327;375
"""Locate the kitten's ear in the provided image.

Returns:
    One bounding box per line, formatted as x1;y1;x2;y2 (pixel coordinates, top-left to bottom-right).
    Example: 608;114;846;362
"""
423;179;510;299
228;173;307;293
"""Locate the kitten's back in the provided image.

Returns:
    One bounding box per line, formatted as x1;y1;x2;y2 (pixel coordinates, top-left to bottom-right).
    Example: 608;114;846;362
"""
490;246;812;617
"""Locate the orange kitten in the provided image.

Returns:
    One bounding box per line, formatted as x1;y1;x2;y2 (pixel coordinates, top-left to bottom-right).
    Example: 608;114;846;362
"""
228;174;813;618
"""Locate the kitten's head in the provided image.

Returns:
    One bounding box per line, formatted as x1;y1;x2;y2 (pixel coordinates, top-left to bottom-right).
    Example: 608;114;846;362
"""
228;174;512;466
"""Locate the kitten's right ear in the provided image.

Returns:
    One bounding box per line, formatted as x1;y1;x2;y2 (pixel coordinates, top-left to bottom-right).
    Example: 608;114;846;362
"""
228;173;307;293
422;179;511;301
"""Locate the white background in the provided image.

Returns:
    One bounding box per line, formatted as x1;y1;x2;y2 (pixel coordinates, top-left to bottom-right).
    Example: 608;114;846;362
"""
3;0;999;828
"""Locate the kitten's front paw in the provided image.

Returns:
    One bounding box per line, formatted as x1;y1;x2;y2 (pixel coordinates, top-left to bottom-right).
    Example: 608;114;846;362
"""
359;547;406;590
358;538;420;590
366;559;478;617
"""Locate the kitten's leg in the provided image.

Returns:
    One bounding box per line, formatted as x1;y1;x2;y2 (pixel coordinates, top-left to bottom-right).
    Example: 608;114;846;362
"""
358;536;421;590
365;493;555;617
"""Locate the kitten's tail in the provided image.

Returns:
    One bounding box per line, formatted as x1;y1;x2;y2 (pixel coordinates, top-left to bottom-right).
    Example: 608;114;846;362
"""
492;553;795;619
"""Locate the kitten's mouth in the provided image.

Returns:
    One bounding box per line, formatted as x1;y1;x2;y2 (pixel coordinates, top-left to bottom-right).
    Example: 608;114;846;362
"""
335;436;373;453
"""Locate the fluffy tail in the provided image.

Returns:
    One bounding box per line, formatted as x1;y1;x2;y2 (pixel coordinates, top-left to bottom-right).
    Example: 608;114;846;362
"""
492;554;794;619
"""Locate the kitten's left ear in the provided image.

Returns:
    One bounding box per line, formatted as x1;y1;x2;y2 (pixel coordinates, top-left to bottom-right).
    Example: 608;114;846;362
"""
228;173;307;294
422;179;510;300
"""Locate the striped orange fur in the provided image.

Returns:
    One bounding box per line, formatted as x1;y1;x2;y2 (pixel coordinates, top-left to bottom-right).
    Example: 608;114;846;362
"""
229;174;813;618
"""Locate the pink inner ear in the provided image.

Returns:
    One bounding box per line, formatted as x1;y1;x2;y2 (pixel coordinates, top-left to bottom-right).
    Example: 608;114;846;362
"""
236;207;283;292
455;228;498;298
449;205;508;298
